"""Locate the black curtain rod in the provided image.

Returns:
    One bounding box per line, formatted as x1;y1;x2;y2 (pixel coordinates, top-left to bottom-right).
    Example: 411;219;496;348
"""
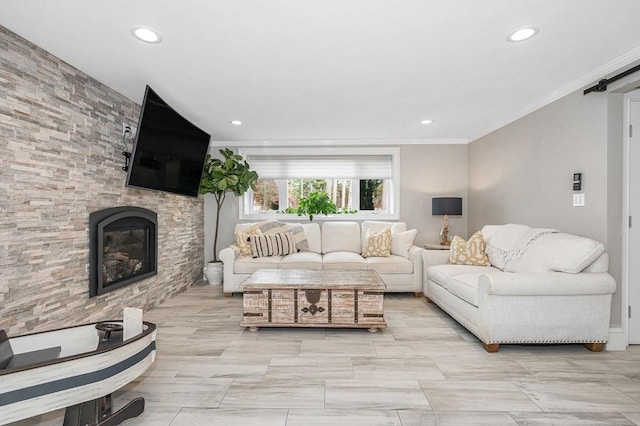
584;63;640;95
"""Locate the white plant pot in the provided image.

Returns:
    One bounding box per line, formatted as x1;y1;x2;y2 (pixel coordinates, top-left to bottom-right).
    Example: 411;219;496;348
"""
203;262;223;285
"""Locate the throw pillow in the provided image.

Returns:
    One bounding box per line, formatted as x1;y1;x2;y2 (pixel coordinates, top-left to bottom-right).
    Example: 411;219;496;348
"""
504;232;604;273
234;225;262;257
249;232;297;258
257;220;310;252
361;228;392;258
449;232;490;266
391;229;418;258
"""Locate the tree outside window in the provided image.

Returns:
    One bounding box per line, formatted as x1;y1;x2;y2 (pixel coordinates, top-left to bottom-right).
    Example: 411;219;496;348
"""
251;178;385;213
360;179;384;210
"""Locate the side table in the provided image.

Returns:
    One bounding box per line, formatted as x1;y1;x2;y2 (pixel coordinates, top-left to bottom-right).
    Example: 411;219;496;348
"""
424;243;450;250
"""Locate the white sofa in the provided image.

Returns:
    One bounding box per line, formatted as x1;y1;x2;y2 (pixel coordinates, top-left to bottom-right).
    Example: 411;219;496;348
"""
422;224;616;353
219;221;425;296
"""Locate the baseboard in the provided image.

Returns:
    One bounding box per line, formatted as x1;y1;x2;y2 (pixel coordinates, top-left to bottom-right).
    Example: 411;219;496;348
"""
606;327;627;351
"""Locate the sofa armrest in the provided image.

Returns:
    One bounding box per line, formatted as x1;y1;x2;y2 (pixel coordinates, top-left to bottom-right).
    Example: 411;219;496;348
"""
478;272;616;296
421;249;451;268
219;246;236;265
408;245;425;264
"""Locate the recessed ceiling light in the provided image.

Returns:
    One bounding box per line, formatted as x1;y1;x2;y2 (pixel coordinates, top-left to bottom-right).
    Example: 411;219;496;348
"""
420;119;433;125
131;26;162;43
230;120;243;126
508;26;539;42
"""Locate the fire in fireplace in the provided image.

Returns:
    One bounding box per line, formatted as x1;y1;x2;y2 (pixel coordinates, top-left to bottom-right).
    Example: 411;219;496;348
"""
89;207;157;297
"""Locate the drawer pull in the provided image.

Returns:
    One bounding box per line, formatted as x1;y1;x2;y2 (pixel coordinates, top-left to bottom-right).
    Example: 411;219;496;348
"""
243;312;264;317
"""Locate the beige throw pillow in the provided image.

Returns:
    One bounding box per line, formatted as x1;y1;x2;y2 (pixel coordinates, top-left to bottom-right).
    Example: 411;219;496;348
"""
361;228;392;258
234;225;262;257
449;232;490;266
391;229;417;258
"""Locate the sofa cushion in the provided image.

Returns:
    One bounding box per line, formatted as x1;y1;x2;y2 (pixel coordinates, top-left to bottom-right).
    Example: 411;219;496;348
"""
427;264;498;288
582;252;609;273
362;228;391;258
301;223;322;253
279;252;323;270
449;231;490;266
234;256;282;274
391;229;417;259
322;251;367;270
447;273;483;307
322;222;361;253
366;255;413;274
361;221;406;244
249;233;296;258
504;232;605;274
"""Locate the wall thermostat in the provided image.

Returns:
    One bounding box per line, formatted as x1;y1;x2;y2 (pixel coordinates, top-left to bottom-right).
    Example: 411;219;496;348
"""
573;173;582;191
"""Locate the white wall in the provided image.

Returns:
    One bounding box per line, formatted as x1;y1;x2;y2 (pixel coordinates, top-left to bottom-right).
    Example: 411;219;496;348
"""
400;144;468;245
468;86;628;327
468;89;608;241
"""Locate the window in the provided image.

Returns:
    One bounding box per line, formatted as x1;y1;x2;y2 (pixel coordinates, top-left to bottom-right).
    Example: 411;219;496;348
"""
240;147;399;220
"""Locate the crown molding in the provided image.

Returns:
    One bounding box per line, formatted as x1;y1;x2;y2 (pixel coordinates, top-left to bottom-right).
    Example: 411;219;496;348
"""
468;46;640;143
210;138;468;147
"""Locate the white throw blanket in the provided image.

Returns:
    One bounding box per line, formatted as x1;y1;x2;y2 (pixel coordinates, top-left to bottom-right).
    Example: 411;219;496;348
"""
506;228;558;262
485;225;558;270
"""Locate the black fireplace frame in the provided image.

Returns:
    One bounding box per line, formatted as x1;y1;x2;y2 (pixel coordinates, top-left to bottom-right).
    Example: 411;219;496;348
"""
89;206;158;297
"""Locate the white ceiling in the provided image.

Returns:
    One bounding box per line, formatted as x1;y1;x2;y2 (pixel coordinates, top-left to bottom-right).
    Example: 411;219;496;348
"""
2;1;640;144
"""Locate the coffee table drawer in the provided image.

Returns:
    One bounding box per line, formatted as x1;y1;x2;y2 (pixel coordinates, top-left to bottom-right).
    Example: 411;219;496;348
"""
298;289;330;324
357;289;385;325
243;289;295;325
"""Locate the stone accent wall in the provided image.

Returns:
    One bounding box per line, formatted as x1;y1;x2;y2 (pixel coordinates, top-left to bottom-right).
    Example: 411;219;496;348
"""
0;26;205;336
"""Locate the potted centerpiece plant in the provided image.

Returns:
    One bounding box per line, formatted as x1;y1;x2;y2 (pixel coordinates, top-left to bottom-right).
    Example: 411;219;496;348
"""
200;148;258;284
297;191;337;221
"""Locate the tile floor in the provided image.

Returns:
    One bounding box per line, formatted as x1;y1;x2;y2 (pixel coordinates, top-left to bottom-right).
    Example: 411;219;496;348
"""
14;284;640;425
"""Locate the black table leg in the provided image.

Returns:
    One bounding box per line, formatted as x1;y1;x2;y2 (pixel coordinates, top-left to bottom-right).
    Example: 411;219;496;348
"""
63;395;144;426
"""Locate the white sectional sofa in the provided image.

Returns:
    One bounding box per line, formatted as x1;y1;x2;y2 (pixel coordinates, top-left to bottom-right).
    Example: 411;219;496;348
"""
219;221;424;296
422;224;616;352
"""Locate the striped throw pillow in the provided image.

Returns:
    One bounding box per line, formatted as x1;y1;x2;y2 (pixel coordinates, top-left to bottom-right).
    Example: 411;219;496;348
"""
249;232;297;258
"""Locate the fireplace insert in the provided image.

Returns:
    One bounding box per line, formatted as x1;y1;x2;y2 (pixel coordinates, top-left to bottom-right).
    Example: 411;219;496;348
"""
89;207;157;297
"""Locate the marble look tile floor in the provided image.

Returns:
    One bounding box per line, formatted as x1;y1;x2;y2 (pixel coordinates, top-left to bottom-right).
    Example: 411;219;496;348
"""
11;284;640;426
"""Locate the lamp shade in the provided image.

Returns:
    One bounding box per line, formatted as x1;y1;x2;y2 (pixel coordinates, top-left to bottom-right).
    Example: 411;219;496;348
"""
432;197;462;216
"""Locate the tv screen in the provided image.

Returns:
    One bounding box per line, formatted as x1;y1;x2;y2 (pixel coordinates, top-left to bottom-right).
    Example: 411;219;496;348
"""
126;86;211;197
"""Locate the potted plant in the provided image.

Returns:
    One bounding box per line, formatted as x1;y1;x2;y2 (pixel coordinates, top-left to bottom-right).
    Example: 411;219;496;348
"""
200;148;258;284
297;191;337;221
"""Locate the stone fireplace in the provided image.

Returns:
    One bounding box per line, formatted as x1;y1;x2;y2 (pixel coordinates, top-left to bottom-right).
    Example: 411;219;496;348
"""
89;207;157;297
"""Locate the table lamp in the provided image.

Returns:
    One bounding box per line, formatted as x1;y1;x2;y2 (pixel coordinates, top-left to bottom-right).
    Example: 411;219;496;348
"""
432;197;463;246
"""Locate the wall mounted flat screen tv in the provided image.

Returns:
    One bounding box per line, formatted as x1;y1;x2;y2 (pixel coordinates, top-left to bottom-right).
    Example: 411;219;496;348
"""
126;85;211;197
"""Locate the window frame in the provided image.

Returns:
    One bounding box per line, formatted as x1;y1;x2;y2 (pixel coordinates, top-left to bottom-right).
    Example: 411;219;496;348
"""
239;147;400;221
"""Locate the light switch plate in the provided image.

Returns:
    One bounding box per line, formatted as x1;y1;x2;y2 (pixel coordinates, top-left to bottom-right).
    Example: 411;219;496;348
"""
573;193;585;207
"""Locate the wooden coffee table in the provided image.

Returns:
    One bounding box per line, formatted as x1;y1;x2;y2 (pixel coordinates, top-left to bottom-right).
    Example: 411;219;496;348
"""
240;269;386;332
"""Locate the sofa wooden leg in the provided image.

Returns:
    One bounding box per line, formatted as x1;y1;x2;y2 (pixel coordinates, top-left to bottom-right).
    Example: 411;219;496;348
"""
482;343;499;353
224;292;233;298
414;292;424;298
425;296;433;303
584;342;605;352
